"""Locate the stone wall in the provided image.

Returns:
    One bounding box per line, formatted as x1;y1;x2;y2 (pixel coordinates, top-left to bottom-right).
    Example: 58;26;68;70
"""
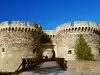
55;31;100;60
0;21;42;72
67;60;100;73
42;21;100;60
0;20;100;72
56;21;99;33
54;21;100;60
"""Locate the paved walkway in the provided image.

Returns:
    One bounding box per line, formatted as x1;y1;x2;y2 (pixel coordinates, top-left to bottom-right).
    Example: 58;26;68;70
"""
19;61;100;75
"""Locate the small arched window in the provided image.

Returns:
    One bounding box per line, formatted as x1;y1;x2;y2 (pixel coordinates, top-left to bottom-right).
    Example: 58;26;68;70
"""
82;27;84;31
68;50;72;54
99;48;100;54
33;50;35;53
72;28;74;30
2;48;5;52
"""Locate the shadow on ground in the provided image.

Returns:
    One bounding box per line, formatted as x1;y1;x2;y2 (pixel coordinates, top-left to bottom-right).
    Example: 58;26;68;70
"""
19;61;100;75
28;66;64;74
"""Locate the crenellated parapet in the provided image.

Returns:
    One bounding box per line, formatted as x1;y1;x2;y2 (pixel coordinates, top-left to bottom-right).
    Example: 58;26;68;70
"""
56;21;100;34
0;21;42;32
56;22;72;32
43;30;55;37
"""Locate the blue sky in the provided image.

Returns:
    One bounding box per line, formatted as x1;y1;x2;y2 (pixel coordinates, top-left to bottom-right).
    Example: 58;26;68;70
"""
0;0;100;30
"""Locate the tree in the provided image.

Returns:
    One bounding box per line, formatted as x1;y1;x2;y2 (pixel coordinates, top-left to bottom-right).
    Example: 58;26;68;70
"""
75;34;94;60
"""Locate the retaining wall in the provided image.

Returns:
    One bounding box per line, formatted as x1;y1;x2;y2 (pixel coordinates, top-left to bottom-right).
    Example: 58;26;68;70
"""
67;60;100;73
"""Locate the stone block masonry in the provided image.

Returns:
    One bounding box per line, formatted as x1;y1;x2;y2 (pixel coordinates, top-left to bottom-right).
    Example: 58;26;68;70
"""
0;21;42;72
67;60;100;73
0;21;100;72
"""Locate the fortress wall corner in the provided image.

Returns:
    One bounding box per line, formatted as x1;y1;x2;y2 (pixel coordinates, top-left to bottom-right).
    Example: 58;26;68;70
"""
0;21;43;72
55;21;100;60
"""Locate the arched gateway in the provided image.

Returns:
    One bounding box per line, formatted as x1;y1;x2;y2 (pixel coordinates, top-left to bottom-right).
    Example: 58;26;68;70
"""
42;48;55;60
41;42;57;61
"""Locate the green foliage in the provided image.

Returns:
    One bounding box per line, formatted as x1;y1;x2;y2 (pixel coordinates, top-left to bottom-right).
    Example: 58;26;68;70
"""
75;34;94;60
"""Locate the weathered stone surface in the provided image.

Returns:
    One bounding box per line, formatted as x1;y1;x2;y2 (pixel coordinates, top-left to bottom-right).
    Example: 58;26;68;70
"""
0;21;100;72
67;60;100;73
0;21;42;72
53;21;100;60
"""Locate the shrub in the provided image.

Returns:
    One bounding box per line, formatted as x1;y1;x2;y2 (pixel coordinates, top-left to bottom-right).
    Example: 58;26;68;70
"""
75;34;94;60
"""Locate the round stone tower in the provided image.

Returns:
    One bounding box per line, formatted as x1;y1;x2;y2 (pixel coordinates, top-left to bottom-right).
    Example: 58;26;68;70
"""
55;21;100;60
0;21;42;72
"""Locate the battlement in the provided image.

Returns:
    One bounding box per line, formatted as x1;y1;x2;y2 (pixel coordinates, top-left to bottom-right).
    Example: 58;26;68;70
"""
56;21;100;33
0;21;42;32
74;21;89;27
43;30;55;38
56;22;72;31
0;21;41;28
0;21;10;28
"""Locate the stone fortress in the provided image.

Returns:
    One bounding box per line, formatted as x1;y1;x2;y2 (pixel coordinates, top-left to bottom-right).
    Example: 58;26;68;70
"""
0;21;100;72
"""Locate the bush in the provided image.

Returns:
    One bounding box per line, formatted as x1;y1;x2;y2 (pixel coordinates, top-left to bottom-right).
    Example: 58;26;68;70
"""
75;34;94;60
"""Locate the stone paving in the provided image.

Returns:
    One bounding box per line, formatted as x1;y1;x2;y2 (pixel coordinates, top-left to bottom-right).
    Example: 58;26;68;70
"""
19;61;100;75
